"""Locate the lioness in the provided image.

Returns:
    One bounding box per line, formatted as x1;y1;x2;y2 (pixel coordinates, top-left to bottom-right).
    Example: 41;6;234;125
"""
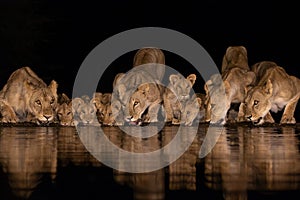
163;73;197;125
0;66;58;124
113;75;165;125
128;82;164;125
205;68;256;124
112;47;166;125
205;45;255;124
244;64;300;125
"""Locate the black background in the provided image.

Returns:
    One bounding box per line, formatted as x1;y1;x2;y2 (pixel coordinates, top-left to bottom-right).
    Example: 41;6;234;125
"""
0;0;299;121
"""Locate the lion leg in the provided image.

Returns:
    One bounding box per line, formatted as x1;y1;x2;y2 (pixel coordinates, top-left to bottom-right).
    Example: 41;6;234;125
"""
162;98;173;122
237;103;246;122
0;101;17;123
280;98;298;124
264;112;275;123
147;103;161;123
172;109;181;125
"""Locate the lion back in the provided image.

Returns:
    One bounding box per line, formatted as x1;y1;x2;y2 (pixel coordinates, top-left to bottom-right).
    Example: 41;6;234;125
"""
133;47;165;81
221;46;250;74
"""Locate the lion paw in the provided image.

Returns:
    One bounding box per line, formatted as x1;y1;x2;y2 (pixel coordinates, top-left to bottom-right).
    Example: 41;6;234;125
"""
172;118;181;125
0;107;17;123
280;116;296;124
1;115;17;123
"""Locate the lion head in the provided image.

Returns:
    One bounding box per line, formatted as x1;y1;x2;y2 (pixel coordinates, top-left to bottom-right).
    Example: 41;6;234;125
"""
244;80;273;125
181;94;201;126
128;83;163;125
72;95;98;125
56;93;74;126
204;74;229;125
56;102;73;126
168;74;197;102
26;80;58;124
93;92;115;126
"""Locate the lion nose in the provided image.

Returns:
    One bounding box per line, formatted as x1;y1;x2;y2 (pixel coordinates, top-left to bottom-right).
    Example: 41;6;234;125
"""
247;115;252;120
44;115;52;120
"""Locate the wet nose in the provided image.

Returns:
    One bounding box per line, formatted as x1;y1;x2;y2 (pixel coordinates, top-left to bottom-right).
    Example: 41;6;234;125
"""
44;115;52;120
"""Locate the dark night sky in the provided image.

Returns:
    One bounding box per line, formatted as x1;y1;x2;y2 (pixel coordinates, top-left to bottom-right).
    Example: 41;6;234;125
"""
0;0;299;120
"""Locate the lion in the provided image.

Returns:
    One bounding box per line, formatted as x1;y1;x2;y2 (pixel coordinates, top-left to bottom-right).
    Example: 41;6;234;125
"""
221;45;249;74
204;45;255;124
72;95;99;126
243;64;300;125
56;93;74;126
162;73;197;125
205;68;256;124
112;73;164;125
128;82;164;125
93;92;115;126
0;66;58;124
111;47;165;125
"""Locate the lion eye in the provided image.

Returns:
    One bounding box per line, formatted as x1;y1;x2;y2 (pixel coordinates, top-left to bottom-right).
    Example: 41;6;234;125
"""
50;98;55;104
36;100;41;105
254;100;259;105
133;101;139;107
67;112;71;116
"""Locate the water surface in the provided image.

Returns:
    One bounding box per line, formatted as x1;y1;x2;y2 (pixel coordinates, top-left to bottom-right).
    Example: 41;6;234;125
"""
0;124;299;200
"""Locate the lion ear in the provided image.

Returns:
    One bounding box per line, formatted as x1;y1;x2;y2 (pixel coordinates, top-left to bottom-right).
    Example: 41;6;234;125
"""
72;97;84;112
204;80;212;95
118;84;126;97
264;79;273;96
221;54;228;73
245;71;256;86
113;73;125;88
138;84;150;94
196;97;202;108
244;85;253;95
223;80;231;95
24;79;36;90
48;80;58;96
169;74;180;85
187;74;196;86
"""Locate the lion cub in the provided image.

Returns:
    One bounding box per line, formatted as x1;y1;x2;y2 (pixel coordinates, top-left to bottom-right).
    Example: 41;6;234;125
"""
72;95;99;126
244;63;300;125
163;73;197;125
93;92;115;126
56;93;74;126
